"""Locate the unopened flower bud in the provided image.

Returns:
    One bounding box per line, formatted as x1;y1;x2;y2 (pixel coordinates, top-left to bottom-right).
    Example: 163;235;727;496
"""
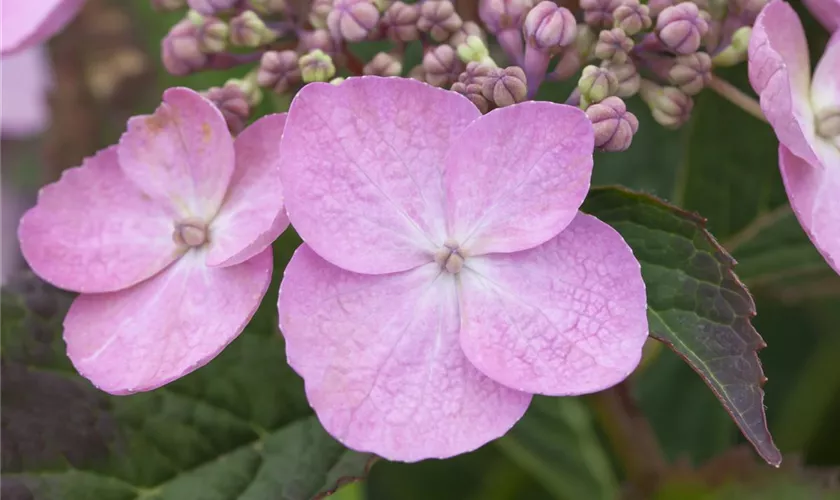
418;0;463;42
330;77;346;85
309;0;333;29
612;0;651;35
479;0;534;34
601;60;639;97
250;0;288;14
299;29;339;56
423;44;464;87
230;11;277;47
712;26;751;66
586;96;639;152
578;64;618;105
641;82;693;129
656;2;708;55
594;27;633;63
448;21;485;49
194;15;228;53
575;24;598;60
580;0;620;29
187;0;238;15
203;84;251;134
408;65;426;82
457;35;494;65
162;20;206;76
328;0;380;41
458;61;496;84
364;52;403;76
153;0;188;11
299;49;336;82
226;76;262;106
257;50;300;94
482;66;527;107
523;2;577;51
452;81;491;113
669;52;711;95
382;1;420;41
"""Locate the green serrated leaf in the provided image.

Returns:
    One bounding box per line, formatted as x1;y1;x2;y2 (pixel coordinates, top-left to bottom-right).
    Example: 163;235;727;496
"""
1;268;372;500
582;186;782;467
495;397;617;500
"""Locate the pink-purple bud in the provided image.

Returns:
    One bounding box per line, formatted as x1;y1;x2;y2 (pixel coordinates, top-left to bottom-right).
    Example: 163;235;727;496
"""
481;66;527;107
418;0;464;42
162;20;206;76
229;11;277;47
327;0;380;42
382;1;420;42
478;0;534;34
641;82;693;129
601;60;639;97
256;50;300;94
364;52;403;76
449;21;485;48
203;83;250;134
594;27;634;63
585;96;639;152
580;0;620;29
656;2;709;55
458;61;496;84
187;0;239;15
668;52;711;95
523;2;577;51
194;15;229;53
647;0;673;17
423;44;464;87
452;81;491;113
612;0;651;35
299;29;340;57
578;64;618;104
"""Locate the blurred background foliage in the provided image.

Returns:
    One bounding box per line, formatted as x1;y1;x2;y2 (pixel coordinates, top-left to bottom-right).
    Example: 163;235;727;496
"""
2;0;840;499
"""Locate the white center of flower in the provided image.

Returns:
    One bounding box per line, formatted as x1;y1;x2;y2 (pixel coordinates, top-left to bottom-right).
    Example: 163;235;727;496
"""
174;220;208;247
435;240;465;274
816;107;840;141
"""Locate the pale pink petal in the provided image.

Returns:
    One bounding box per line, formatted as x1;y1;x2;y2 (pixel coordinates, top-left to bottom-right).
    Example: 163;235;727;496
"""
0;45;52;138
803;0;840;32
748;0;820;167
18;147;180;294
812;32;840;113
459;213;648;395
118;87;235;221
279;77;481;275
278;245;531;461
0;0;85;55
779;145;840;275
64;247;272;395
443;102;594;256
207;113;289;267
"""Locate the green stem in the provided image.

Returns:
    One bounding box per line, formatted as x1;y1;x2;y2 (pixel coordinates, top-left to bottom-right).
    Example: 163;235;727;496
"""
707;75;768;123
587;383;667;495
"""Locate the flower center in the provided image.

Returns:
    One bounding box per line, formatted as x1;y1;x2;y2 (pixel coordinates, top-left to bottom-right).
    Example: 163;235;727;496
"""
174;220;208;247
815;108;840;141
435;240;465;274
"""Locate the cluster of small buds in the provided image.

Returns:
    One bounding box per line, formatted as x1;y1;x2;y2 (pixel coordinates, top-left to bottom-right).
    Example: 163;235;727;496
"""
153;0;763;149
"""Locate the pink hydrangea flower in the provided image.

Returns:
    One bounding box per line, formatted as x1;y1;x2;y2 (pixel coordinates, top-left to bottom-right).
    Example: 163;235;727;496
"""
18;88;289;394
276;77;649;461
803;0;840;32
1;0;86;55
748;0;840;274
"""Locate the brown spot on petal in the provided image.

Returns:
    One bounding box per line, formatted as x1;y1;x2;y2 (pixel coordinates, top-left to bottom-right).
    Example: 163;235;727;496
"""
201;122;213;142
144;112;168;134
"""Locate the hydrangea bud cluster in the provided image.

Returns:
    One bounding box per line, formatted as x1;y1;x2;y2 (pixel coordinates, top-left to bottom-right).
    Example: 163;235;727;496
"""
154;0;766;150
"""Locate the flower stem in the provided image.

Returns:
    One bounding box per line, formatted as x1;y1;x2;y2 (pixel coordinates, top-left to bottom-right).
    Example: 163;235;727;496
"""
586;382;667;495
707;75;767;123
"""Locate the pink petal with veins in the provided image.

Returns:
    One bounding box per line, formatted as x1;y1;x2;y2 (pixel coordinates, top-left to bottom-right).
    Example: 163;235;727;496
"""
64;247;273;394
443;102;594;256
278;245;531;461
0;0;85;55
279;76;480;275
459;213;648;395
118;87;235;221
18;147;180;294
207;113;289;267
748;0;820;167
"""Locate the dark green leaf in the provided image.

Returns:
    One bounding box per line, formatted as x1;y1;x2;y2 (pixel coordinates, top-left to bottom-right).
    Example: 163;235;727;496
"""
495;397;617;500
1;265;372;500
583;186;782;466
